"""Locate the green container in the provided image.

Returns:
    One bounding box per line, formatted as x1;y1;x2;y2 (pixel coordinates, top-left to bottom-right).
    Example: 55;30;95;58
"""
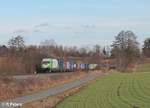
51;59;59;70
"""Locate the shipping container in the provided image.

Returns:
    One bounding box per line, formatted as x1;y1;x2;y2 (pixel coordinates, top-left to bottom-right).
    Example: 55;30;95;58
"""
89;64;97;70
58;58;64;72
80;63;86;70
85;64;89;70
52;59;59;69
69;59;75;71
66;61;70;70
73;64;77;70
63;60;70;71
77;63;81;70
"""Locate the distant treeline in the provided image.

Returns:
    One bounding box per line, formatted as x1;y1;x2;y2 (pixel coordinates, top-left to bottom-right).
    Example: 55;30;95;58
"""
0;31;150;75
0;36;109;75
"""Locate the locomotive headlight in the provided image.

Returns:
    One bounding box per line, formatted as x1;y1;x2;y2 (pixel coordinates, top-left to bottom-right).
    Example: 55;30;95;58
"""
42;64;49;69
41;61;50;69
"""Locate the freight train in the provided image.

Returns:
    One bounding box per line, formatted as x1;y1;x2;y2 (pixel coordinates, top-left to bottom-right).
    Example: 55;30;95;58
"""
36;58;116;73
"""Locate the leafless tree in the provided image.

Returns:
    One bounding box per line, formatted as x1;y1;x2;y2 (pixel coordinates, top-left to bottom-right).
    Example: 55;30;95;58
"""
112;31;140;72
143;38;150;58
8;36;25;52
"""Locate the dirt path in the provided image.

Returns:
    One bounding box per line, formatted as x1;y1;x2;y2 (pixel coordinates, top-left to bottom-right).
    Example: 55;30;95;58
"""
0;72;105;108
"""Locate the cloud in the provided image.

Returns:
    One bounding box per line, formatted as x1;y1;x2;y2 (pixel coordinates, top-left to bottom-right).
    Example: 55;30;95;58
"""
13;29;29;34
81;24;97;29
35;23;50;28
13;23;50;34
33;29;42;33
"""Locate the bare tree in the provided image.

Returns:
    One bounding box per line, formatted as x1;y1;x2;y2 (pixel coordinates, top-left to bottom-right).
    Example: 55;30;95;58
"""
8;36;25;52
143;38;150;58
112;31;140;72
40;39;56;47
40;39;57;57
103;46;111;58
92;45;103;63
0;45;8;56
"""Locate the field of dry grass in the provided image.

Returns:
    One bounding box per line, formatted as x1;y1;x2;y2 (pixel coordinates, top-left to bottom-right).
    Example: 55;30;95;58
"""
0;57;27;75
0;72;86;101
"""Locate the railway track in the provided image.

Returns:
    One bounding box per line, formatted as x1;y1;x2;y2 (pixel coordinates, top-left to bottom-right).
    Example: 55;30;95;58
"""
12;72;75;80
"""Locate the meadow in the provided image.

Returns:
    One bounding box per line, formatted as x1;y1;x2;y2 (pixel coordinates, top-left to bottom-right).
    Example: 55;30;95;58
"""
57;64;150;108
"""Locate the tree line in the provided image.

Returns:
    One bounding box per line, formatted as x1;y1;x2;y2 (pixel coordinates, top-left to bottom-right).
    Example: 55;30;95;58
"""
0;31;149;75
0;36;108;75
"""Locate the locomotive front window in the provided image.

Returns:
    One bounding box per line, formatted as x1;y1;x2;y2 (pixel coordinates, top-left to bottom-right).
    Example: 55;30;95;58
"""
42;61;50;65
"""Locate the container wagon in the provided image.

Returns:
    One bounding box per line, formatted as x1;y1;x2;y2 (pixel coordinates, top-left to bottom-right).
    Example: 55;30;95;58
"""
36;58;116;73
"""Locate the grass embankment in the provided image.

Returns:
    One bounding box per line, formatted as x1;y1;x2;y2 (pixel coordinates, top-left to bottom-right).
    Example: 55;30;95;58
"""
135;63;150;72
57;64;150;108
0;72;86;101
21;85;84;108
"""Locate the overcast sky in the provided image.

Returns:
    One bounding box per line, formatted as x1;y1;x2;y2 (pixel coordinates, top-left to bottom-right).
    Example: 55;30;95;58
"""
0;0;150;47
